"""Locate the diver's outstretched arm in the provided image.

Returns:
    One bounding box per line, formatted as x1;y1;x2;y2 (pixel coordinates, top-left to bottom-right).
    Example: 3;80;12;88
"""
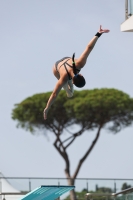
76;25;110;67
43;75;67;120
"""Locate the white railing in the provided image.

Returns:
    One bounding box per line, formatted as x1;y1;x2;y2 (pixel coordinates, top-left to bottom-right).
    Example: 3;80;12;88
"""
125;0;133;19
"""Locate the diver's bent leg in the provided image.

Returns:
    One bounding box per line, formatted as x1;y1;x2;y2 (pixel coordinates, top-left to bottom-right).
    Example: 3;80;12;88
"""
63;80;74;98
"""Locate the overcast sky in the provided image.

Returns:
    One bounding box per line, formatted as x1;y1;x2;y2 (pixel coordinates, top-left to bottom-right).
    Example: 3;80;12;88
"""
0;0;133;192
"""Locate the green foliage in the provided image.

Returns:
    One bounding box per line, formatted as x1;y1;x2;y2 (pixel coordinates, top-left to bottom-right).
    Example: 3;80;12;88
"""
65;89;133;130
64;187;113;200
12;88;133;133
121;183;132;190
95;186;113;193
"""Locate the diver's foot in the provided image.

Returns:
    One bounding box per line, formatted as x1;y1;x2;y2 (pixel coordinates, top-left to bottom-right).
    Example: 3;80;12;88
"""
66;91;73;98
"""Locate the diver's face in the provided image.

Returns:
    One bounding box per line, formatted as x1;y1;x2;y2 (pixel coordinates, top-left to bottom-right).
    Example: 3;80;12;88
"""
72;74;83;83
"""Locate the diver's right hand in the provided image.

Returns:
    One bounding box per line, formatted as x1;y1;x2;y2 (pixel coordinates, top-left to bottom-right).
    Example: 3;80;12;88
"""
43;108;48;120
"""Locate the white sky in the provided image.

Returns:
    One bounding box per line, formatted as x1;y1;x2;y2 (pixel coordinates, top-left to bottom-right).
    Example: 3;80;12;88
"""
0;0;133;192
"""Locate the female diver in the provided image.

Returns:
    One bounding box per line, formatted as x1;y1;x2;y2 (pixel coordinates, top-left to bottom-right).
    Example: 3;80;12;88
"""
43;25;110;120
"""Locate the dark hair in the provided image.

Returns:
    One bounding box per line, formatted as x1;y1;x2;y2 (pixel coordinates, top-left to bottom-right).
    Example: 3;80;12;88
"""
72;53;86;88
73;75;86;88
72;53;77;75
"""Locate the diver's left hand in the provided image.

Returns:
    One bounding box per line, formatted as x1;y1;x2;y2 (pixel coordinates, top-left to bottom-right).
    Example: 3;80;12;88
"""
98;25;110;33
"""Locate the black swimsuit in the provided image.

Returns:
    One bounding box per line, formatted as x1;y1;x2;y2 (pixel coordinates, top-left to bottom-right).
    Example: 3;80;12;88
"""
55;57;80;80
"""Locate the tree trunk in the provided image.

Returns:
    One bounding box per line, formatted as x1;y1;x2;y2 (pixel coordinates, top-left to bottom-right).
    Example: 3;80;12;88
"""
67;178;77;200
69;190;77;200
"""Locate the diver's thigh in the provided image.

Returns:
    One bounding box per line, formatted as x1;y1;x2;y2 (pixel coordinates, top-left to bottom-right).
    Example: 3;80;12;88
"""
52;65;60;80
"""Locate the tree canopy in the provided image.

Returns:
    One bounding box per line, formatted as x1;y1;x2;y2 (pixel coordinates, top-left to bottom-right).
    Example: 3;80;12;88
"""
12;88;133;133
